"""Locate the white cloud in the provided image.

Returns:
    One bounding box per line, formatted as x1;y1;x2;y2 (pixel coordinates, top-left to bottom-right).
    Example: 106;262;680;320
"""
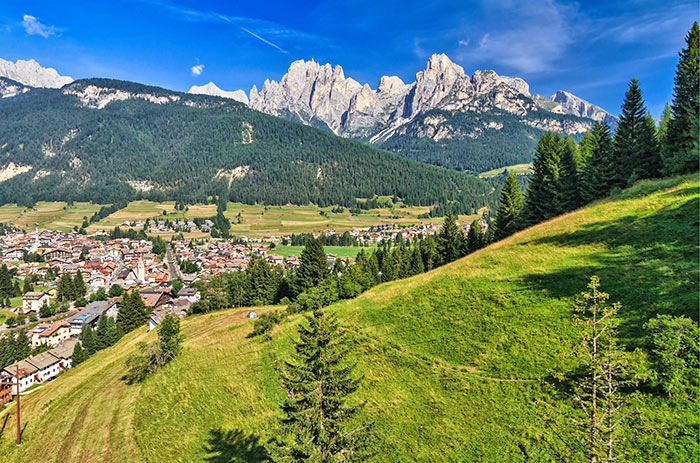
22;14;55;38
458;39;470;47
191;64;204;76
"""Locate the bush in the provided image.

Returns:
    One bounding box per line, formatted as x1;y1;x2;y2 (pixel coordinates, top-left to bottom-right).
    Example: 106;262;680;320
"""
123;315;182;384
249;311;282;339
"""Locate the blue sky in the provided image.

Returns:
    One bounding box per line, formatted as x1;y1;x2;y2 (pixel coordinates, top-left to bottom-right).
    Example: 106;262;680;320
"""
0;0;696;116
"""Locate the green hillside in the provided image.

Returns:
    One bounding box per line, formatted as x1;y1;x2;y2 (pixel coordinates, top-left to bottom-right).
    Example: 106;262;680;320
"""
0;176;697;462
0;79;495;212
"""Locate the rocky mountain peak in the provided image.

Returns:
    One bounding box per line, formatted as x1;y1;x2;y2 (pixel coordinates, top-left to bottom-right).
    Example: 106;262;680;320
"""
377;75;407;94
551;90;617;127
188;81;249;104
0;58;73;88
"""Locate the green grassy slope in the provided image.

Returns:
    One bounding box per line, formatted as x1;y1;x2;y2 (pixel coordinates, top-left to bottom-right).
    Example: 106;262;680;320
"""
0;176;697;462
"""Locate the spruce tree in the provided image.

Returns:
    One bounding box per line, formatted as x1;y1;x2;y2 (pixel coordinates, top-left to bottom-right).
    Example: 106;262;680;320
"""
96;314;118;350
613;79;660;184
271;307;372;462
558;137;583;211
580;123;615;203
73;271;87;300
523;132;562;226
494;171;524;240
293;238;331;296
664;21;700;175
436;212;463;265
80;325;97;356
117;291;149;335
408;246;424;276
71;342;87;366
0;264;13;298
466;219;482;254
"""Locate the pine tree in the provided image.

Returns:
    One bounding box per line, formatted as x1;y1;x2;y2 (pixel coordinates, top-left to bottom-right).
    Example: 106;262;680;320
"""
0;264;13;298
71;341;87;366
436;211;463;265
494;171;524;240
523;132;563;226
293;238;331;296
270;307;372;462
613;79;660;184
13;330;31;361
664;22;700;175
73;271;87;300
408;246;424;276
466;219;481;253
80;325;97;356
96;314;118;350
117;291;148;335
57;273;73;301
580;123;615;203
657;102;672;145
558;137;583;211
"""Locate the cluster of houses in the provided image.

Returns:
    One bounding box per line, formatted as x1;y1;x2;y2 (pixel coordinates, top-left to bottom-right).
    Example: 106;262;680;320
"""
0;286;199;406
0;229;171;316
118;218;215;234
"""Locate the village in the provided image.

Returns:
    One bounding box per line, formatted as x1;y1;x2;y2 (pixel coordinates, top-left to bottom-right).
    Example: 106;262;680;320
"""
0;218;484;407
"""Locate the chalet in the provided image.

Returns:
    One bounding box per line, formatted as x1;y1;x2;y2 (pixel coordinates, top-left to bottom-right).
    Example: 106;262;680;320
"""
140;290;171;309
0;377;11;405
42;248;73;261
28;321;71;348
148;300;188;331
2;247;25;261
1;360;39;394
176;287;200;303
21;291;50;314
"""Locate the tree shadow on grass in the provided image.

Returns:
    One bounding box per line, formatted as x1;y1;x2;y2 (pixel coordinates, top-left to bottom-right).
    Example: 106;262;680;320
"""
518;196;699;348
204;428;269;463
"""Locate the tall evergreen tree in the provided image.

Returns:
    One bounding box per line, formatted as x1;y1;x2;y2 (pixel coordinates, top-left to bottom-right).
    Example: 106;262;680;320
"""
73;271;87;300
293;238;331;296
466;219;482;254
0;264;13;298
664;22;700;175
613;79;660;184
580;123;615;203
96;314;118;350
117;291;149;335
523;132;563;226
80;325;97;356
436;212;463;265
558;137;583;211
494;171;525;240
71;341;87;366
271;307;372;462
57;273;73;301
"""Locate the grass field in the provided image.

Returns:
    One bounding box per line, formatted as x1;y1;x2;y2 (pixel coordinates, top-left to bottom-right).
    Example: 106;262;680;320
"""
21;200;479;238
273;245;370;259
0;176;696;462
0;202;103;232
479;163;532;178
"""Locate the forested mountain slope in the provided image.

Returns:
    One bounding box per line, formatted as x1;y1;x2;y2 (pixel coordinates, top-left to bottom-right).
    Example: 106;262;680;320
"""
0;78;495;210
0;176;696;462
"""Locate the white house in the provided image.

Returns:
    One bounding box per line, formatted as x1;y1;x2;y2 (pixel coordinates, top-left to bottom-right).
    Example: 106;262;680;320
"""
21;291;51;314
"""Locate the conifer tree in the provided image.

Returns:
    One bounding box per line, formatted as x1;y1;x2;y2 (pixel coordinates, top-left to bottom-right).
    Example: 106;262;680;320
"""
558;137;583;212
96;314;118;350
0;264;13;298
580;123;615;203
408;246;424;276
117;291;149;335
270;307;372;462
80;325;97;356
436;211;463;265
57;273;73;301
71;341;87;366
664;21;700;175
73;271;87;300
293;238;330;296
523;132;562;226
657;102;672;146
494;171;524;240
613;79;660;184
466;219;481;253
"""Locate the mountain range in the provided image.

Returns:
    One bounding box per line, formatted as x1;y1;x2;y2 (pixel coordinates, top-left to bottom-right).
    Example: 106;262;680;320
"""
0;78;496;211
190;53;617;172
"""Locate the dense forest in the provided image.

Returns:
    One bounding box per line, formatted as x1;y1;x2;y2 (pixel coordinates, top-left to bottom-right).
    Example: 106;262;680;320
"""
0;79;497;211
378;108;593;173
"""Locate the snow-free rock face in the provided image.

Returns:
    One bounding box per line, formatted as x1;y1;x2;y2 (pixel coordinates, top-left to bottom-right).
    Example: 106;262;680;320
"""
0;77;31;98
551;90;618;128
248;53;616;140
188;81;249;104
0;58;72;88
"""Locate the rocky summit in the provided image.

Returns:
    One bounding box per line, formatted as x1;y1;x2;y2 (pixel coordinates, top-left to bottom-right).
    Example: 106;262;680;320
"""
0;58;73;89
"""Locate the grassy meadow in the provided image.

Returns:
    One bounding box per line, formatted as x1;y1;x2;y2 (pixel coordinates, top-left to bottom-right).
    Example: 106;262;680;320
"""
5;199;480;238
273;245;370;259
479;163;533;178
0;176;697;462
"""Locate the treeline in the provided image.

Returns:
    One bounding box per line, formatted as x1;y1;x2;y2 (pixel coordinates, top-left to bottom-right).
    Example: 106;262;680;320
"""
89;200;128;224
0;78;495;214
492;23;699;240
284;231;359;247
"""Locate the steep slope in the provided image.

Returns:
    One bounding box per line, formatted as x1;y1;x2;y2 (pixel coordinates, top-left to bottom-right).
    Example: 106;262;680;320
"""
0;77;32;98
249;54;616;172
0;78;495;210
0;176;696;462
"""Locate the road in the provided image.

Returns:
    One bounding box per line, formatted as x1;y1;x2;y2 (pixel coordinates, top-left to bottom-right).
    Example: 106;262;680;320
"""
165;245;184;282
